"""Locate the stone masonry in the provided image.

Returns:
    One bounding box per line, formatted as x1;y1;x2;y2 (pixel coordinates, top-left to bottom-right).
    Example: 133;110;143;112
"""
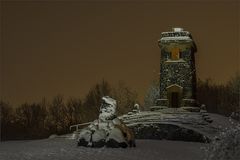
156;28;197;108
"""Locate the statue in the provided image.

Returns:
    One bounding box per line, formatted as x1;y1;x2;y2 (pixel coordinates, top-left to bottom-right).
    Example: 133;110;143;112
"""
77;96;136;148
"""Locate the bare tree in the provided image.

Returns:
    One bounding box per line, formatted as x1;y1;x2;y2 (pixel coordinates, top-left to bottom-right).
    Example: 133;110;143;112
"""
144;79;160;108
47;95;67;134
112;81;138;115
0;101;14;140
83;80;112;121
65;97;83;125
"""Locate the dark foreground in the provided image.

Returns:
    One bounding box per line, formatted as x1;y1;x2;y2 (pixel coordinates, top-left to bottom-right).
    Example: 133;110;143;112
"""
0;138;206;160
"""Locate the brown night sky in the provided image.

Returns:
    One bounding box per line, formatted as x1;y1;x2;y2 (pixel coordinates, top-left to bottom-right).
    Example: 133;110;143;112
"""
0;0;239;106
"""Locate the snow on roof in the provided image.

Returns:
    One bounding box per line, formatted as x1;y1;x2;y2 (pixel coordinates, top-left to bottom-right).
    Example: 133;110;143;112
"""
160;36;192;42
160;28;193;42
161;31;190;36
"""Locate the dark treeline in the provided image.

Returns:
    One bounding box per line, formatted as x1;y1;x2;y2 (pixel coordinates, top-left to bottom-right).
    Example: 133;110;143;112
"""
1;74;239;141
0;80;138;141
197;73;240;117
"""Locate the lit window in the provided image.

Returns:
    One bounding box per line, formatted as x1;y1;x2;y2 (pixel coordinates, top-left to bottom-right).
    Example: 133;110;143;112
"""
171;48;180;60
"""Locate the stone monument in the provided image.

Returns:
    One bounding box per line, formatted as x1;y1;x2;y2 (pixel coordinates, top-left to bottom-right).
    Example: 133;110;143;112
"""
77;96;136;148
156;28;198;109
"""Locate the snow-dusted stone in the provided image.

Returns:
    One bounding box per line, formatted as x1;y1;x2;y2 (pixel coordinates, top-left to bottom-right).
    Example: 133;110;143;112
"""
92;129;107;148
181;106;200;112
77;96;134;148
150;106;168;111
112;118;122;125
48;134;58;139
132;103;140;113
77;129;92;147
106;127;128;148
131;123;208;142
127;112;133;115
119;109;232;142
99;96;117;121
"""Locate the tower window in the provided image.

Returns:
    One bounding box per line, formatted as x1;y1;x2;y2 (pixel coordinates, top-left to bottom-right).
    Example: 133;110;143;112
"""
171;48;180;60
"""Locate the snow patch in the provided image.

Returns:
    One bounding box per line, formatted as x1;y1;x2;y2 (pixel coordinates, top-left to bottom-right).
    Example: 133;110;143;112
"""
160;36;192;41
99;96;117;121
107;128;126;143
92;129;107;142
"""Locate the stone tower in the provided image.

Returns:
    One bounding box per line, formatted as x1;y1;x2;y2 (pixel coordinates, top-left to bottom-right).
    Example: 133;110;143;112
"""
157;28;197;108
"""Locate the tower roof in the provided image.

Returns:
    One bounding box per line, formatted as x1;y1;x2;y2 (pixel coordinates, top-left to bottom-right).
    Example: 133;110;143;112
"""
158;27;197;51
160;27;192;42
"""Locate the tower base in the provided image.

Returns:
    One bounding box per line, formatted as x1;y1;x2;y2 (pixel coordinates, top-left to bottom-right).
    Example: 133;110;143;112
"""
156;99;168;107
156;98;199;107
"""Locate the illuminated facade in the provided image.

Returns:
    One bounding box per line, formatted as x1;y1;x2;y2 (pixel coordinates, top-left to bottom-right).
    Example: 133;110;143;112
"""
157;28;197;108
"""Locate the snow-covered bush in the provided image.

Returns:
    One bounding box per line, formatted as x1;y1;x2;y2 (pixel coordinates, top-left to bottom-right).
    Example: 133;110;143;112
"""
144;79;159;107
204;120;240;160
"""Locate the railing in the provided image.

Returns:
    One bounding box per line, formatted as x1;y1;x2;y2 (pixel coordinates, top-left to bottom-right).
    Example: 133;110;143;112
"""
69;122;91;132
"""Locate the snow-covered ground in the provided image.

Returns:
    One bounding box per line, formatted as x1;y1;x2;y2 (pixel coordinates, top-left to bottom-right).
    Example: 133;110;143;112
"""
1;111;235;160
0;139;206;160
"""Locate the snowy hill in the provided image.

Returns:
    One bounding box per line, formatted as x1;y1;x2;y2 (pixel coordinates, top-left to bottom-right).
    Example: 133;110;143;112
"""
0;139;205;160
0;112;237;160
